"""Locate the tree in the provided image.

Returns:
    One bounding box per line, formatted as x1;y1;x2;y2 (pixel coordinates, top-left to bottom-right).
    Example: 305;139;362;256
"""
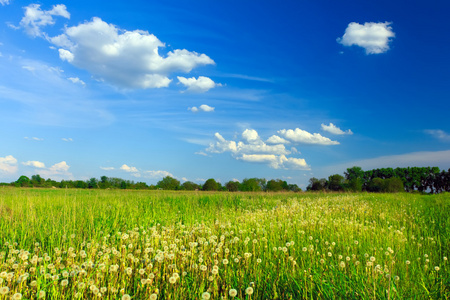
31;174;43;187
157;176;180;190
328;174;345;191
306;177;327;191
384;177;404;193
266;179;287;192
203;178;219;191
240;178;265;192
287;184;301;192
225;181;240;192
88;178;98;189
181;181;201;191
15;175;31;187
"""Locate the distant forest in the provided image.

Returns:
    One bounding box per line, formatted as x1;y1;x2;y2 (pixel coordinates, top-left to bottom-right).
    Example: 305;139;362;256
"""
1;166;449;194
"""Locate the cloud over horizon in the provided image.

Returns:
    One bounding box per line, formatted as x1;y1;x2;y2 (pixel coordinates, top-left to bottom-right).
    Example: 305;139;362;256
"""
205;129;310;170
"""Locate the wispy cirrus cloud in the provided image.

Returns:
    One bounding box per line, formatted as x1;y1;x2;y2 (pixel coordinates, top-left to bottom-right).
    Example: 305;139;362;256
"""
424;129;450;142
18;4;70;38
24;136;44;141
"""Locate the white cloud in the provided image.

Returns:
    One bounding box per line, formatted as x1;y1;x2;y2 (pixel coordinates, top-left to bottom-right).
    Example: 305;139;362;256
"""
337;22;395;54
100;166;114;171
62;138;73;142
321;123;353;135
19;4;70;38
39;161;73;180
0;0;11;6
177;76;220;93
50;17;214;89
188;104;215;113
424;129;450;142
68;77;85;86
24;136;44;141
205;129;309;170
266;135;289;144
22;160;46;168
242;129;260;144
0;155;18;174
238;154;310;170
120;164;139;173
278;128;339;145
143;170;174;179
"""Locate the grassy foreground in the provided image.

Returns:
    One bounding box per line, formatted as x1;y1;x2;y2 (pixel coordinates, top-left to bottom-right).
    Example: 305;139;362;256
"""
0;188;449;299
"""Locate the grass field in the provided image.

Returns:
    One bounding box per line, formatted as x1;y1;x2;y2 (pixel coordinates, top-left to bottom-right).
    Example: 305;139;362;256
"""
0;188;449;299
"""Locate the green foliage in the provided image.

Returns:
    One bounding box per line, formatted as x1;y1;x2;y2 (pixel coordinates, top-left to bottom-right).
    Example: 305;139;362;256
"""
266;179;288;192
0;190;448;299
327;174;345;191
181;181;201;191
225;181;240;192
307;177;327;191
15;175;31;187
157;176;180;190
202;178;219;191
240;178;266;191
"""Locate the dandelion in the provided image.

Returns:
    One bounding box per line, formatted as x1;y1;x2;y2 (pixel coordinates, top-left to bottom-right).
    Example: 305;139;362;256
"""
12;293;22;300
202;292;211;300
169;276;177;284
370;256;376;262
38;291;46;298
100;287;107;293
406;260;411;265
435;266;440;271
246;287;254;295
61;279;69;287
122;294;131;300
340;261;346;268
150;294;158;300
222;288;236;298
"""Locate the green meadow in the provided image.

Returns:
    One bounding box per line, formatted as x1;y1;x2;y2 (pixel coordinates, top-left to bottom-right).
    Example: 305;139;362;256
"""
0;188;449;299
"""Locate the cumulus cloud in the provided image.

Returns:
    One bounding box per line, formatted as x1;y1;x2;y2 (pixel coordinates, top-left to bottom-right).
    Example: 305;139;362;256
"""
189;104;215;113
22;160;46;168
337;22;395;54
424;129;450;142
177;76;220;93
143;170;174;179
278;128;339;145
67;77;85;86
39;161;73;180
120;164;139;173
205;129;310;170
49;17;214;89
321;123;353;135
19;4;70;37
266;135;289;144
0;155;18;174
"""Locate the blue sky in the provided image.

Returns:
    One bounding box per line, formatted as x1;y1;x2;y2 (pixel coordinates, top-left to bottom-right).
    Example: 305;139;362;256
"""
1;0;449;188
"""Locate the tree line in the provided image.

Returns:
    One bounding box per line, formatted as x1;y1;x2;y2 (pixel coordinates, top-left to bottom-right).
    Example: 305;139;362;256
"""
2;175;301;192
307;166;450;193
3;166;449;193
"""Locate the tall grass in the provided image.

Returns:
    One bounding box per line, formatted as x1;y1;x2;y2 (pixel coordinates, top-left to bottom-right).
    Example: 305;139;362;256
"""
0;188;448;299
